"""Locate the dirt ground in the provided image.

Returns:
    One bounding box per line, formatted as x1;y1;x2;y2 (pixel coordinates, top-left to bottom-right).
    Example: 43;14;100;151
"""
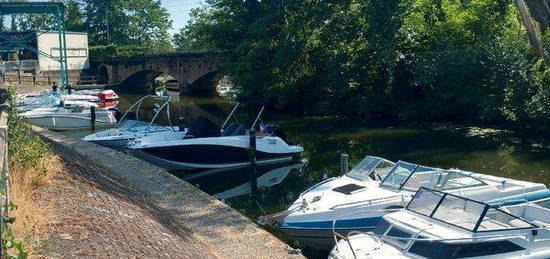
10;151;218;259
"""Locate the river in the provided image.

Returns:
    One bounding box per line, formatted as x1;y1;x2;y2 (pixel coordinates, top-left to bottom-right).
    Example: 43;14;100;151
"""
65;89;550;258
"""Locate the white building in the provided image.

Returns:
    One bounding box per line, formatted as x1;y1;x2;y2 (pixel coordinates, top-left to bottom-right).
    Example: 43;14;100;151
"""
36;31;90;71
0;30;90;72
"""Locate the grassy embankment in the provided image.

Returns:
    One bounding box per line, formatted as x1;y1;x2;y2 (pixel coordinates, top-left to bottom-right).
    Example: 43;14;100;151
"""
3;88;64;258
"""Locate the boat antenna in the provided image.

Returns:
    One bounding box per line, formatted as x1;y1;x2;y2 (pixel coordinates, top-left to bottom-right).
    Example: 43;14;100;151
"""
221;102;240;130
251;104;265;129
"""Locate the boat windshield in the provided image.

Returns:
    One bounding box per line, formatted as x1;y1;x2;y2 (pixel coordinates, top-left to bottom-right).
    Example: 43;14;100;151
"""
345;156;395;181
380;161;487;191
379;161;418;189
406;188;536;232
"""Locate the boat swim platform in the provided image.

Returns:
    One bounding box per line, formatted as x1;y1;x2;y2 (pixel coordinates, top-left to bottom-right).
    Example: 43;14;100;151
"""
30;126;304;259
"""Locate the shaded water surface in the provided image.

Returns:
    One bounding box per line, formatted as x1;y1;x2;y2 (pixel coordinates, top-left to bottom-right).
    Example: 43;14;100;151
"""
65;90;550;258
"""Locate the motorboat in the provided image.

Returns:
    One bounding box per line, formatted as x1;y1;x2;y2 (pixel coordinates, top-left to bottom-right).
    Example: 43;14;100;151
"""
329;187;550;259
76;89;119;101
128;98;304;170
17;90;100;107
262;158;547;250
16;99;102;112
21;105;117;131
82;95;178;149
18;89;118;109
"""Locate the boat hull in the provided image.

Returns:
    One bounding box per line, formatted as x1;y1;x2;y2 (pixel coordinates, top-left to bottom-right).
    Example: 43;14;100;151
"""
24;113;116;131
87;138;131;149
283;226;376;250
281;216;381;250
130;144;298;170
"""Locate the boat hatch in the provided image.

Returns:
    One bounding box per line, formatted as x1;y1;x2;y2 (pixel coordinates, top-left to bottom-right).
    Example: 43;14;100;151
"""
406;187;537;232
332;184;366;195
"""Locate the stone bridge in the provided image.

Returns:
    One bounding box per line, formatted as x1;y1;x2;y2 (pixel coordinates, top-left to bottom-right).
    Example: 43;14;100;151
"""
98;52;225;92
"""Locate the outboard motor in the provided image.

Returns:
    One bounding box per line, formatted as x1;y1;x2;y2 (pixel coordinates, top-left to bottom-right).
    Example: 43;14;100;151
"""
108;107;122;122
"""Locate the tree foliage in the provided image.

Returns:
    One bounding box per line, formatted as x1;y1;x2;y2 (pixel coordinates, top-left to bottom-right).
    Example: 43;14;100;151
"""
176;0;550;128
8;0;173;52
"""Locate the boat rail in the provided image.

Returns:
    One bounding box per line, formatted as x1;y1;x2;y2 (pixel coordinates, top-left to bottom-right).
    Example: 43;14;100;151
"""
329;194;410;210
118;95;174;133
331;208;404;247
333;229;539;259
331;207;548;259
298;177;336;198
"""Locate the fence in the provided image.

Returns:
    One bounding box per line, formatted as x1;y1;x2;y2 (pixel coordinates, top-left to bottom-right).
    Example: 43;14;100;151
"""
0;89;9;256
2;74;106;86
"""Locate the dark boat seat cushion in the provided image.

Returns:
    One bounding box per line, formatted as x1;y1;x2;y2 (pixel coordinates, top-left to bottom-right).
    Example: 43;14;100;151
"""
332;184;366;195
187;117;221;138
222;123;239;136
222;123;247;136
232;125;246;136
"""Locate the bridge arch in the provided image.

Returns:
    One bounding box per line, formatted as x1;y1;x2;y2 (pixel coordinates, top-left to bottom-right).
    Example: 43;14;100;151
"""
99;52;225;92
186;69;227;92
119;69;179;91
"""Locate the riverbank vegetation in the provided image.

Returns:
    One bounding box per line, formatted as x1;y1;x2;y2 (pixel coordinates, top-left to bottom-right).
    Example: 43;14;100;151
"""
175;0;550;130
2;88;58;258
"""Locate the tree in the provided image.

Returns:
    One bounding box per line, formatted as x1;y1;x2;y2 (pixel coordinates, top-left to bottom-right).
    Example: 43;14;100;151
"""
83;0;173;50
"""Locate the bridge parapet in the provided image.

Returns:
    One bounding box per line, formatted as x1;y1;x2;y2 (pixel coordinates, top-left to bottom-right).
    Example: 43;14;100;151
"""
99;51;225;92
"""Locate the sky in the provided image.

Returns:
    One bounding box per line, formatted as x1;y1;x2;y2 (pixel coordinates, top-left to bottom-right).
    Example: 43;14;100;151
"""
161;0;205;35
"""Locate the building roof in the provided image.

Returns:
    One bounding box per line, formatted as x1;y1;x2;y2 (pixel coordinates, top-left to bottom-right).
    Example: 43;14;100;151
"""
0;30;88;36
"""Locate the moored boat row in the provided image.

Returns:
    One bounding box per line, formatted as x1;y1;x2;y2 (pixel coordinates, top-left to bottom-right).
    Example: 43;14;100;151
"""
16;87;120;131
259;156;548;251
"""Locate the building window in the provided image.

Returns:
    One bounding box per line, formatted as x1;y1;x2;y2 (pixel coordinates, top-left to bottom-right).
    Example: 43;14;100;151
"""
50;48;88;58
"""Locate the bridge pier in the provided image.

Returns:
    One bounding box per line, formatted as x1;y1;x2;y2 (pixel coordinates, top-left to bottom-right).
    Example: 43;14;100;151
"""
179;82;190;94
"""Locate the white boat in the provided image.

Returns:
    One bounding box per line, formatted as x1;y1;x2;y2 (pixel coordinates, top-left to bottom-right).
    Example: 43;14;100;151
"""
21;106;117;131
17;99;100;112
329;187;550;259
18;90;100;107
128;98;303;170
76;89;119;101
82;95;178;149
263;158;547;250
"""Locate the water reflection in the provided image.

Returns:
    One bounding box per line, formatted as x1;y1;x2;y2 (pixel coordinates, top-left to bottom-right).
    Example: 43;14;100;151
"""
185;163;305;215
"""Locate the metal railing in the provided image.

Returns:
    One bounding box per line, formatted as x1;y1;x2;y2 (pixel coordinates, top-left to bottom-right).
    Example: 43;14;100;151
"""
1;60;39;70
0;89;10;257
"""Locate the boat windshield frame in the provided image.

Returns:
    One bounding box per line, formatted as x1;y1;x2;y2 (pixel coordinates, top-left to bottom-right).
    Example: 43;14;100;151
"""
379;161;488;192
345;156;395;181
117;95;174;132
379;161;421;190
405;187;537;233
220;97;268;132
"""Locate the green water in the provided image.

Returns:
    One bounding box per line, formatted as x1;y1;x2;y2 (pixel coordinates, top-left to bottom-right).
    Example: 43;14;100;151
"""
66;90;550;258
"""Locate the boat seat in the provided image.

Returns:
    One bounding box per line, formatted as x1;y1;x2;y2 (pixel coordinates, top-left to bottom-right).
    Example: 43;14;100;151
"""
232;125;246;136
222;123;238;136
187;117;220;138
523;206;550;226
71;106;85;113
532;220;550;230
